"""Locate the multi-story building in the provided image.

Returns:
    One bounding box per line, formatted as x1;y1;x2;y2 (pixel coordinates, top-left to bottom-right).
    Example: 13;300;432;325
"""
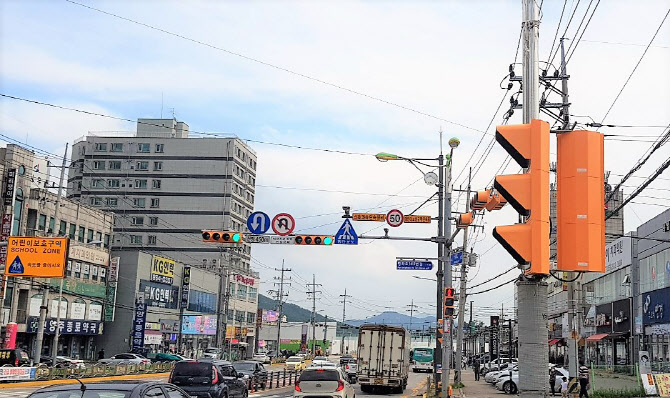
1;143;115;360
67;119;260;352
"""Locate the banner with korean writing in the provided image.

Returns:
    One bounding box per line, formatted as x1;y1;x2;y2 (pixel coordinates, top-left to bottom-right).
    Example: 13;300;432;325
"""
26;317;102;335
655;374;670;397
132;296;146;352
140;280;179;309
0;367;36;381
180;266;191;309
5;237;69;278
3;168;16;206
151;255;175;284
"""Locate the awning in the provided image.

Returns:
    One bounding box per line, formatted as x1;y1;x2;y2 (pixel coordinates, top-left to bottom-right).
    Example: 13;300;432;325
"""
585;333;609;342
548;339;561;346
607;332;628;339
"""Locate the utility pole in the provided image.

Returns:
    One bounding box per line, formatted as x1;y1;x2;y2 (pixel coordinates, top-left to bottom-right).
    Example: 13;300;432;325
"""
435;146;445;392
441;137;455;398
307;274;322;355
36;143;68;365
468;301;473;365
454;168;472;383
323;314;329;353
518;0;548;396
340;289;350;354
273;261;291;355
406;300;418;337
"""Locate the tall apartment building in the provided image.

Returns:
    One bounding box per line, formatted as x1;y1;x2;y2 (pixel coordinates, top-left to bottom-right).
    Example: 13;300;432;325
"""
67;119;260;351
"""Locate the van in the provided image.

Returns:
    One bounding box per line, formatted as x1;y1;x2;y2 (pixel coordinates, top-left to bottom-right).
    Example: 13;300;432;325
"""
0;349;31;366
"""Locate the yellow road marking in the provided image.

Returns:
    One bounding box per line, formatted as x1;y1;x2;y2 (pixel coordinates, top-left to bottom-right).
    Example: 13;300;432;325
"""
0;372;170;389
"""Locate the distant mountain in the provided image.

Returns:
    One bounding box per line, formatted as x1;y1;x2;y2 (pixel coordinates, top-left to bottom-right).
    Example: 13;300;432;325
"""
258;294;331;323
348;311;436;330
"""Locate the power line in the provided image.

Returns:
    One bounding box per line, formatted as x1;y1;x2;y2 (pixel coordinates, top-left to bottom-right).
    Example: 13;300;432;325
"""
62;0;486;135
469;277;518;296
545;0;569;68
564;0;602;65
606;157;670;220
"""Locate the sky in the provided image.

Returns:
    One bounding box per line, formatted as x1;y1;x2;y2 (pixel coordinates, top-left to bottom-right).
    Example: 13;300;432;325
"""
1;0;669;323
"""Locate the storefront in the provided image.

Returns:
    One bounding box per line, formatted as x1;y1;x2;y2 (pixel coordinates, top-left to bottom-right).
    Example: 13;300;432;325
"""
586;299;633;366
160;319;180;353
26;317;103;360
181;315;216;358
642;286;670;365
611;298;632;366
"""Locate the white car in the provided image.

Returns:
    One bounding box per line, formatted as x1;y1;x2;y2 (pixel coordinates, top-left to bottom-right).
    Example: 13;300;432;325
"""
484;362;517;383
202;348;222;359
311;356;330;367
294;368;355;398
252;353;271;364
98;353;151;365
496;366;569;394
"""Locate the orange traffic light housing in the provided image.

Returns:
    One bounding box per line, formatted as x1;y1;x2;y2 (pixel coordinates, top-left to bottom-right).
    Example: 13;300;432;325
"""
557;130;605;272
492;119;550;275
485;191;507;211
444;288;455;317
202;231;244;244
294;235;334;245
471;190;491;210
457;212;473;229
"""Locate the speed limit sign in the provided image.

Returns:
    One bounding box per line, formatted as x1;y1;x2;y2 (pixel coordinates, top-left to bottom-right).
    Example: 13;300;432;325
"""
386;209;404;227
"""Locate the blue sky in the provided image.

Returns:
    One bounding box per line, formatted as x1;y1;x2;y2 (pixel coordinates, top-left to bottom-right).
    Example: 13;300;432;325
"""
1;0;669;321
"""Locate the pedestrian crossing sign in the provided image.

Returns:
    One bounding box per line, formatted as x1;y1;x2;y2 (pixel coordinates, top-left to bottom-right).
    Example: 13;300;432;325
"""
335;219;358;245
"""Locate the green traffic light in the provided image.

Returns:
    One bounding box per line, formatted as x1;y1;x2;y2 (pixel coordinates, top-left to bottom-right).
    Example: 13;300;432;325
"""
232;233;241;242
324;236;333;245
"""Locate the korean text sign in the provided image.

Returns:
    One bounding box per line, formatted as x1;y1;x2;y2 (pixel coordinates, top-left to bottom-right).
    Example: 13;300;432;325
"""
5;237;69;277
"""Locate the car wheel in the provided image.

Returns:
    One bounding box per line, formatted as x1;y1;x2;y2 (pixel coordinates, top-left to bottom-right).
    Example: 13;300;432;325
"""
503;381;516;394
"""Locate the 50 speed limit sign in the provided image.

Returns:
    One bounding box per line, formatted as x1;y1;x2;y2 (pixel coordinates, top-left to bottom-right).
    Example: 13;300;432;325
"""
386;209;404;227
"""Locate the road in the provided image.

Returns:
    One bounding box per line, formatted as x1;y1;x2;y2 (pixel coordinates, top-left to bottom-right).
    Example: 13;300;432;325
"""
0;365;429;398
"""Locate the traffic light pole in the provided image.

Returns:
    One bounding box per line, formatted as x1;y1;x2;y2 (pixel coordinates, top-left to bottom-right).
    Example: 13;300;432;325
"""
442;149;454;398
435;153;445;392
454;169;472;384
518;0;549;396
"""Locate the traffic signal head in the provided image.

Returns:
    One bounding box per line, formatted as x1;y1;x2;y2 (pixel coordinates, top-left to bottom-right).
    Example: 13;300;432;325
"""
457;212;473;229
485;191;507;211
443;287;455;317
556;130;605;272
471;190;491;210
202;231;244;243
492;119;550;275
294;235;334;245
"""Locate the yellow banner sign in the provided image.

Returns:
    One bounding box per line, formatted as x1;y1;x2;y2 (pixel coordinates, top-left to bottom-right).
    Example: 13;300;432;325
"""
404;215;432;223
151;255;175;284
352;213;386;222
5;237;69;278
656;373;670;397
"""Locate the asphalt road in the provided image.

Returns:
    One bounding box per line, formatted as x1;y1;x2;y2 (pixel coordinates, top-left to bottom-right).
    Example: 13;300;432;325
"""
0;366;429;398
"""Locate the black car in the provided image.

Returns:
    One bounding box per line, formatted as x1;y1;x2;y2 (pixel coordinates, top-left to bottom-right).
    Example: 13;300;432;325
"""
27;380;190;398
170;359;248;398
0;348;31;367
233;360;268;389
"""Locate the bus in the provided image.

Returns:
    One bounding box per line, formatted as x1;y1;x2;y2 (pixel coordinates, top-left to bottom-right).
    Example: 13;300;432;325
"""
412;347;434;372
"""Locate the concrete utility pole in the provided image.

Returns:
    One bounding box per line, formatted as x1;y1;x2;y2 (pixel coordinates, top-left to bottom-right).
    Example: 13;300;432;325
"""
442;142;455;398
435;150;445;391
407;300;418;336
340;289;350;354
454;169;472;383
274;261;291;355
307;274;322;354
518;0;549;396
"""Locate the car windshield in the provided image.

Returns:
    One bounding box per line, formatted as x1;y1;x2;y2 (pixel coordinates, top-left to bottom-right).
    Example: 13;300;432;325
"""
300;369;340;381
287;357;301;362
233;362;256;371
314;356;327;361
204;348;218;353
29;391;130;398
173;362;212;377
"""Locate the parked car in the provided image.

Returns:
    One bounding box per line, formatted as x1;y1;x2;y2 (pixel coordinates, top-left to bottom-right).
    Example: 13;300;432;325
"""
27;381;191;398
98;353;151;365
203;347;222;359
233;360;269;389
39;355;86;369
495;366;569;394
252;353;271;364
294;367;355;398
170;360;248;398
285;356;307;371
484;362;517;383
147;352;184;362
0;348;31;367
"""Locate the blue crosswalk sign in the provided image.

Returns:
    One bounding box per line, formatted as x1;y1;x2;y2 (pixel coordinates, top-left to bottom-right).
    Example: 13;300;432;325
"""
247;211;271;234
335;219;358;245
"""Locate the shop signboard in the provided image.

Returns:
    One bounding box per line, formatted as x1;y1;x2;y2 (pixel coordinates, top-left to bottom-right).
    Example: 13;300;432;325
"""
2;323;17;349
301;324;308;350
69;245;109;266
262;310;278;324
595;303;612;334
5;237;69;278
612;298;632;334
144;331;163;345
605;236;632;273
181;315;216;335
655;374;670;396
3;168;16;206
235;274;256;286
151;255;175;285
139;280;179;309
104;284;116;322
71;302;86;320
0;367;36;381
89;302;103;321
642;286;670;326
132;295;146;351
160;319;180;333
180;266;190;309
50;278;106;299
26;317;102;335
108;257;120;283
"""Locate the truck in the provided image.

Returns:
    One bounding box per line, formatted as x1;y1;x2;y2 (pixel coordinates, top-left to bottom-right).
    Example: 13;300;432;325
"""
356;324;410;393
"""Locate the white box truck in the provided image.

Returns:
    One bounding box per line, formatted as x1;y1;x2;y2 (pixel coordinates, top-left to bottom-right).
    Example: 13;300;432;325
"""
356;324;410;393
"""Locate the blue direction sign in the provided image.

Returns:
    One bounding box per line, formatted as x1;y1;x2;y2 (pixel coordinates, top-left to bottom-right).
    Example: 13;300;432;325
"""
247;211;271;234
450;251;463;265
396;260;433;270
335;219;358;245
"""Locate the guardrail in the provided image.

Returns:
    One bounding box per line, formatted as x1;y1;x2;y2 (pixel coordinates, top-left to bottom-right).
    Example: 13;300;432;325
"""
245;370;300;392
31;361;176;381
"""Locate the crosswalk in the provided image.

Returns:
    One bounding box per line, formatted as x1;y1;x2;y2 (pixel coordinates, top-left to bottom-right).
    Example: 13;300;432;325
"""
1;389;33;398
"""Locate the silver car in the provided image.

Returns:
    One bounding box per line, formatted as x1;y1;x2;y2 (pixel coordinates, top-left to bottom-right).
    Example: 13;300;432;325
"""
295;368;355;398
98;353;150;365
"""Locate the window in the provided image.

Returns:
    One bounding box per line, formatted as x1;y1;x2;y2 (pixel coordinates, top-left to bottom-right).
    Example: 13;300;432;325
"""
149;217;159;226
107;179;120;188
82;263;90;279
110;143;123;152
247;312;256;324
69;223;76;239
130;235;143;245
188;290;217;313
227;309;234;321
74;262;81;278
148;235;157;245
96;232;102;242
236;285;247;300
248;287;258;302
92;179;105;188
78;227;85;242
154;161;163;171
90;197;102;206
155;144;165;153
150;198;160;208
92;161;105;170
66;261;72;277
87;229;94;242
94;143;107;152
131;216;144;225
104;234;110;249
106;197;118;207
165;386;190;398
91;265;98;281
152;180;161;189
59;221;67;236
138;143;150;153
135;179;148;189
38;214;46;231
108;161;121;170
133;198;146;208
136;161;149;170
